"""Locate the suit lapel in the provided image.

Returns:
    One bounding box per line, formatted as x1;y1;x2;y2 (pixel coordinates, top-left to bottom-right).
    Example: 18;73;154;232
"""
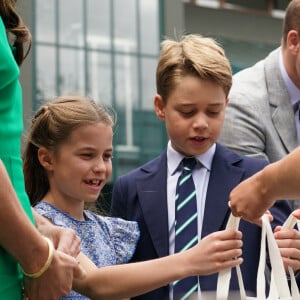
265;48;298;153
136;152;170;258
134;147;248;257
201;144;244;237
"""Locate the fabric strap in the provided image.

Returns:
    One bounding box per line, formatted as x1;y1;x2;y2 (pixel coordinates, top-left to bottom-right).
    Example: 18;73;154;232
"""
216;213;295;300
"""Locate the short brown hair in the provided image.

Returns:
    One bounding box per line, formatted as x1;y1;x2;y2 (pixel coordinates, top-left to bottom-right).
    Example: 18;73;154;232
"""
156;34;232;102
282;0;300;47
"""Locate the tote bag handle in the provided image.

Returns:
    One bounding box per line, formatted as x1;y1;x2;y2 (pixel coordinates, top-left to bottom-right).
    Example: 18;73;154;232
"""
269;213;300;299
217;214;292;300
274;213;300;299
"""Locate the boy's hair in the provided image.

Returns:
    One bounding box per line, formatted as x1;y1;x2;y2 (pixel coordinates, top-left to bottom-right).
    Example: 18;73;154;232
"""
282;0;300;47
156;34;232;102
0;0;31;65
23;95;115;206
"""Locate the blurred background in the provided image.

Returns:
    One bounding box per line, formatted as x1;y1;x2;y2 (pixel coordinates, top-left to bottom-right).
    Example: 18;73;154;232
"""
18;0;290;206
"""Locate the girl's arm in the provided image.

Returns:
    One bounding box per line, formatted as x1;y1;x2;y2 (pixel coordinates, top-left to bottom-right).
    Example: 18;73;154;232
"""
73;229;243;300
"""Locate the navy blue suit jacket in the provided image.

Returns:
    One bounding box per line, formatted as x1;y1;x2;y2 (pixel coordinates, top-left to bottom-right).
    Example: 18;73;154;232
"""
111;143;291;299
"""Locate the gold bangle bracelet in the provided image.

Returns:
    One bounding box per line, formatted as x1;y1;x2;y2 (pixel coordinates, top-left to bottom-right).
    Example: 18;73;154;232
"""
21;236;54;279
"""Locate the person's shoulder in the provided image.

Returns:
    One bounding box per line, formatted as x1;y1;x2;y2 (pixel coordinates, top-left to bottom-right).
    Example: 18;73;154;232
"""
34;201;55;214
34;201;73;227
92;214;140;240
233;47;279;79
0;17;20;74
237;153;268;168
233;56;265;79
229;67;269;106
230;48;279;99
217;144;268;168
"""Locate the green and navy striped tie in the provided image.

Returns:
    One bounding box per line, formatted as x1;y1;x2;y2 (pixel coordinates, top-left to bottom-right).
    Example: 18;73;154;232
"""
173;157;198;300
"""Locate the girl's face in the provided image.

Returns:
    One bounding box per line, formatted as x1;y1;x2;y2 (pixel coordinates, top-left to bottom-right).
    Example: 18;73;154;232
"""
154;75;228;157
40;122;113;216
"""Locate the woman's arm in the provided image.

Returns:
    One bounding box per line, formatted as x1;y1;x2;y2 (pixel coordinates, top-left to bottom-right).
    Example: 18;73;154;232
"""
0;160;49;272
0;160;84;299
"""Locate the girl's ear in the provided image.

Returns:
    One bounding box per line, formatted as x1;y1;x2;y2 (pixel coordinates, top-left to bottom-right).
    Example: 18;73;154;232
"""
154;94;165;120
38;147;54;171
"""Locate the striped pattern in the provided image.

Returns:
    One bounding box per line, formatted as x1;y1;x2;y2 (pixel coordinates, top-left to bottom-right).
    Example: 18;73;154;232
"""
173;157;198;300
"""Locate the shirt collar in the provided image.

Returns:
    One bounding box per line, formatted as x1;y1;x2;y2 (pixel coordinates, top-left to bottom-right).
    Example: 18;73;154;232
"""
167;141;216;175
279;49;300;108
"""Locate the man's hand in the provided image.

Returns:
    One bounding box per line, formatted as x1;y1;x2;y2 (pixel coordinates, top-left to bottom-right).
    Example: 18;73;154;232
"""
229;171;275;223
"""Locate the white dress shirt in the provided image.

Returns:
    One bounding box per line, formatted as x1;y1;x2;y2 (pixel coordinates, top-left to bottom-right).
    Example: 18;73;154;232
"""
167;141;215;299
279;50;300;142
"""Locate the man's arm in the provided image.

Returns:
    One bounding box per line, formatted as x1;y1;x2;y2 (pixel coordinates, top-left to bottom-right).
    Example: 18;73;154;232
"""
229;147;300;222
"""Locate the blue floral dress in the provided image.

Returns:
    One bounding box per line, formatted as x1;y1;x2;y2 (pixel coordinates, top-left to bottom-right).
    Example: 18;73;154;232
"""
34;201;140;300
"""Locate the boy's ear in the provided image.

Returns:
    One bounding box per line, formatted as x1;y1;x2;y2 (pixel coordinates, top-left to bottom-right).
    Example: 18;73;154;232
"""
38;147;54;171
154;94;165;120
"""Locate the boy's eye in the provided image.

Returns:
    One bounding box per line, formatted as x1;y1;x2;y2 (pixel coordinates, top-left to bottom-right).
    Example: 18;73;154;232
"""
208;111;220;115
180;110;195;116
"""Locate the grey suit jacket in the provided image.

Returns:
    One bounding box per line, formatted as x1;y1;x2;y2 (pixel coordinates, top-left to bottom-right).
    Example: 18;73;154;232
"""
219;47;299;163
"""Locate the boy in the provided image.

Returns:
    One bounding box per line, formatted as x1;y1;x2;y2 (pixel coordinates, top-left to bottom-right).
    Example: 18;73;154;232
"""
111;34;296;299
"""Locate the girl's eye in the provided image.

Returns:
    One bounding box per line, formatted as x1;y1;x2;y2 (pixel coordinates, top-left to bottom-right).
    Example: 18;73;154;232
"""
80;153;92;158
103;153;113;161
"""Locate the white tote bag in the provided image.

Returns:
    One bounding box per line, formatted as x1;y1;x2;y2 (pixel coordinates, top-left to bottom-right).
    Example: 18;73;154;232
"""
216;213;300;300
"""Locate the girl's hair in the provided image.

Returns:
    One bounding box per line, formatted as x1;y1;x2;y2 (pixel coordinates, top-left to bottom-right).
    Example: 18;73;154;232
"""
0;0;31;65
156;34;232;102
23;95;115;206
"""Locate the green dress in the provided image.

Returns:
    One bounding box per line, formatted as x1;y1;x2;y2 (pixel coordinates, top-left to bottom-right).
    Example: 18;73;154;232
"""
0;16;34;299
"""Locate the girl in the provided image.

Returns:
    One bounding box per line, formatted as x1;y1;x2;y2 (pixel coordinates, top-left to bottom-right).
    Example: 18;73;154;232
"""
23;95;243;299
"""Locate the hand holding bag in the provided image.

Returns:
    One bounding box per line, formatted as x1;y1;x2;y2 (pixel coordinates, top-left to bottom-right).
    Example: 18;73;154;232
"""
276;212;300;299
216;213;299;300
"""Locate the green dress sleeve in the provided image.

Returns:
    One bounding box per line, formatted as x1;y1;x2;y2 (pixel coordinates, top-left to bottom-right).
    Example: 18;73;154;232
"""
0;16;34;300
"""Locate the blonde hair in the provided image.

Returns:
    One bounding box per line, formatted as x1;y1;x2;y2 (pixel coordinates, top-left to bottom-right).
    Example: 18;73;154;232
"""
23;95;115;205
156;34;232;102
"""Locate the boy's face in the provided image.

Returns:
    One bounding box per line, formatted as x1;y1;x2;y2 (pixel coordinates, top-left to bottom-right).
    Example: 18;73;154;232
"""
154;75;228;157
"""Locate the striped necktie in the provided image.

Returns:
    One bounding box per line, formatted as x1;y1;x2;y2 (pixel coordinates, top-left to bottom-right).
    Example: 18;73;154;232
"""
173;157;198;300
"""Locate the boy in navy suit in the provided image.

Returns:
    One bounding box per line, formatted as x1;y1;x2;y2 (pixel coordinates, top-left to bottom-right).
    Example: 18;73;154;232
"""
111;34;299;299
